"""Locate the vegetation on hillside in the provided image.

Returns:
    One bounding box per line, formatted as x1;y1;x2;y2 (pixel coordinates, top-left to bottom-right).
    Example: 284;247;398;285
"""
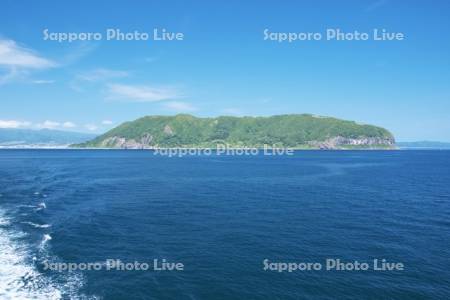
75;114;394;148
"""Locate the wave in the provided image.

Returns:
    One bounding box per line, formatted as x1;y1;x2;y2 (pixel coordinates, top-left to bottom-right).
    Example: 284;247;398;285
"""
21;222;51;229
42;234;52;243
39;234;53;251
33;192;48;198
0;218;10;227
18;202;47;212
35;203;47;211
0;209;98;300
0;210;62;299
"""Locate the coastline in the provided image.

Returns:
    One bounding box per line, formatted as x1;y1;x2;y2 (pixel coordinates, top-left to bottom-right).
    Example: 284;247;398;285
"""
0;146;401;150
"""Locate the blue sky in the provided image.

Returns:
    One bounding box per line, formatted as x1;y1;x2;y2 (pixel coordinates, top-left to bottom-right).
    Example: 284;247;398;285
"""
0;0;449;141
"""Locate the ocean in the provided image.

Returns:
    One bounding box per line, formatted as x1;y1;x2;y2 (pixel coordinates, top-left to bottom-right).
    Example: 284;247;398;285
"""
0;150;449;299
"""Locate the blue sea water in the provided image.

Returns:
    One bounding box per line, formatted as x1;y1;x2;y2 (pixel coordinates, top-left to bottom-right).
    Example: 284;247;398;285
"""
0;150;449;299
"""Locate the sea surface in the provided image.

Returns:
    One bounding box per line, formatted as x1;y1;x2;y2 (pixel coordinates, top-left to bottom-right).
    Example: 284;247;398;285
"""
0;150;449;299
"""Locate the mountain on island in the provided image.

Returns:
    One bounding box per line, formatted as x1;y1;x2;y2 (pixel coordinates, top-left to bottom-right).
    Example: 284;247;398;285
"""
73;114;395;150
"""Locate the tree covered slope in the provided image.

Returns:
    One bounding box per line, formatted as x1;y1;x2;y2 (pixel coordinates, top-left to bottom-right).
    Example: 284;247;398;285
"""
74;114;395;149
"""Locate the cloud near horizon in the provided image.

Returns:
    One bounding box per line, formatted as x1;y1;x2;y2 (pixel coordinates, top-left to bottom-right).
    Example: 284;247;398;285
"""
222;108;244;116
0;120;32;128
62;121;76;128
36;120;61;129
163;101;197;112
84;124;99;131
0;119;108;133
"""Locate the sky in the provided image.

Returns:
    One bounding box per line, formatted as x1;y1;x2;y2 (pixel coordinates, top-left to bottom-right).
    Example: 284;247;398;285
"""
0;0;449;141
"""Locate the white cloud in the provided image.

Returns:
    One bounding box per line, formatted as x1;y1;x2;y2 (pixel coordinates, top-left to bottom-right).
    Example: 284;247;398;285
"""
77;68;129;82
0;39;55;69
33;79;55;84
0;120;31;128
101;120;113;125
84;124;98;131
37;120;60;129
62;121;76;128
0;119;101;132
106;83;181;102
163;101;196;112
0;67;24;85
0;39;55;84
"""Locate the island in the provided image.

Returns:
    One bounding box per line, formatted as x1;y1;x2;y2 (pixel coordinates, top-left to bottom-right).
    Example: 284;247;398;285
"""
73;114;396;150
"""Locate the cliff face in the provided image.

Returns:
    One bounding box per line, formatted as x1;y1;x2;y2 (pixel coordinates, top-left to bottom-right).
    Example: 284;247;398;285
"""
98;135;153;149
74;114;396;149
308;136;396;150
92;135;395;150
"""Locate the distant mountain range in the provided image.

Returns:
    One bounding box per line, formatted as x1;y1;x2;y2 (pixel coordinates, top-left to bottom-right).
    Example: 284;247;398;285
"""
397;141;450;149
74;114;396;149
0;128;97;148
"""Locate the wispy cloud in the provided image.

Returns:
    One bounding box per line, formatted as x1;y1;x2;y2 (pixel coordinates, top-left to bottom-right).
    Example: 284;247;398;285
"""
0;39;55;69
101;120;113;125
365;0;388;12
106;83;181;102
0;67;23;84
76;68;129;82
163;101;196;112
33;79;55;84
0;120;31;128
60;42;98;66
0;39;55;84
70;68;129;92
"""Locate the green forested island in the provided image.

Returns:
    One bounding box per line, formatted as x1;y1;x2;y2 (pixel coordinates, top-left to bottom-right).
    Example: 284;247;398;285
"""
74;114;395;149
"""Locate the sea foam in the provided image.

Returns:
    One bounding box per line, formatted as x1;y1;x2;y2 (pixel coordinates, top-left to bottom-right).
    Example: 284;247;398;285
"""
21;221;51;229
0;210;62;300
